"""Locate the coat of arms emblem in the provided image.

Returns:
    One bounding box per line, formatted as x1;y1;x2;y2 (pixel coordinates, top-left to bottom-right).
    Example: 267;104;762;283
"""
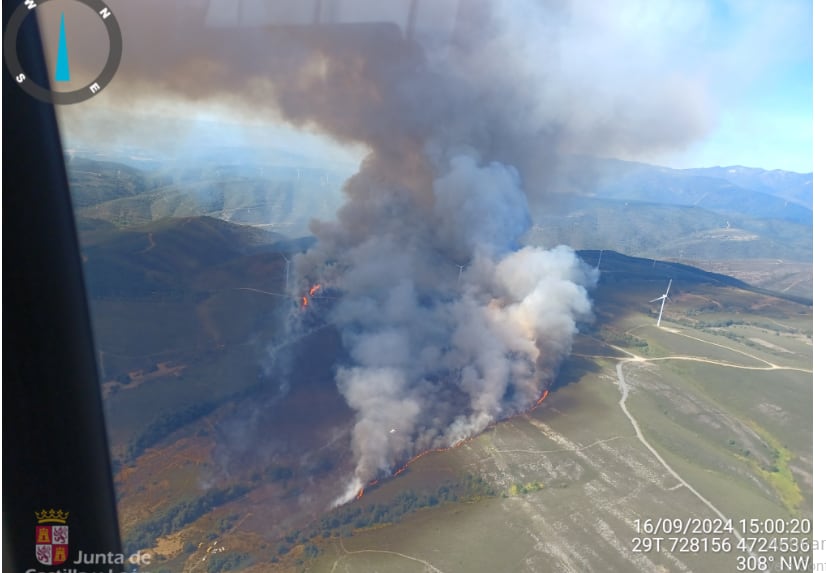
35;509;69;565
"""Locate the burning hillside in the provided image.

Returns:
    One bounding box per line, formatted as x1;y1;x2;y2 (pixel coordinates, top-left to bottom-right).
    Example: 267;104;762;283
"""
91;0;713;507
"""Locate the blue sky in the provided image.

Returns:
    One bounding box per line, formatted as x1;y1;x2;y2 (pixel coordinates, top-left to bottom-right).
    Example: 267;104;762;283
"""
658;0;813;172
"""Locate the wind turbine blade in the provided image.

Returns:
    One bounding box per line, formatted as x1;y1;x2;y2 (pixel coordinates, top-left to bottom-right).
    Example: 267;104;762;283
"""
665;279;672;296
649;296;665;303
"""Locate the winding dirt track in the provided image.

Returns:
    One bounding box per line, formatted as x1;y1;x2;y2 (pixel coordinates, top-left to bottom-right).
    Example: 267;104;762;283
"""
599;326;812;554
331;537;447;573
615;359;744;543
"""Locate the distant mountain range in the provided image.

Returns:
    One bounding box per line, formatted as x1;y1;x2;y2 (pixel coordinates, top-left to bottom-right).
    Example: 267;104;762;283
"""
681;165;812;210
543;156;812;222
67;155;350;236
66;153;812;297
527;193;811;262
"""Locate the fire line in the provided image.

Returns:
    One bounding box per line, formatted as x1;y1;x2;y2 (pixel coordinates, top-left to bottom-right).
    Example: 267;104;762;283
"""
353;389;551;502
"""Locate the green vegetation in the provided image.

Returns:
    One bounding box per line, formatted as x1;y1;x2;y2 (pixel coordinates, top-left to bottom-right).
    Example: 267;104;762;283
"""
206;552;251;573
507;481;545;496
600;331;648;349
122;380;263;464
278;474;497;562
123;485;251;553
746;422;804;514
123;399;222;463
217;514;239;533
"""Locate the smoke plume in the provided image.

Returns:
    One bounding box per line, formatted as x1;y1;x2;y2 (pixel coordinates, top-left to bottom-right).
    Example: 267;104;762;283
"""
273;3;611;503
297;150;597;502
59;0;715;502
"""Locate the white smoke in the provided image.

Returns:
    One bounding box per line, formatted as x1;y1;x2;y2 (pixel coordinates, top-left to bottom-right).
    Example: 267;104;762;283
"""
297;153;598;505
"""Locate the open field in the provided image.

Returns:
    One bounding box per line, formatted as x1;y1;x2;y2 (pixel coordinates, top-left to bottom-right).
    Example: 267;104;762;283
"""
694;259;813;300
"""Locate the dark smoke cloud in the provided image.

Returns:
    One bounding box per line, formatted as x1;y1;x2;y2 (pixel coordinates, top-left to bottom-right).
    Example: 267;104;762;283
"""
57;0;711;167
55;0;714;502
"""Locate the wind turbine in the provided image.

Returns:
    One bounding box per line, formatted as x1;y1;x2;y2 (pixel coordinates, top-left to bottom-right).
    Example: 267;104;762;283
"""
456;264;465;285
649;279;672;327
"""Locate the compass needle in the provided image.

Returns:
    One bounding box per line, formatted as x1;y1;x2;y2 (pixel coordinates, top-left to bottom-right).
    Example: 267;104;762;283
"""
5;0;121;104
55;12;71;82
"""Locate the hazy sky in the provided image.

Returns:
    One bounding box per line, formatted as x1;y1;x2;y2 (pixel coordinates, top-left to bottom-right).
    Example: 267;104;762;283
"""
43;0;813;173
652;0;813;172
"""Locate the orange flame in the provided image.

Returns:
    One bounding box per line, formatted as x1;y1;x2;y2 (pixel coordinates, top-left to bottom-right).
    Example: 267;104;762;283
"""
527;389;549;413
354;480;379;502
392;439;467;477
300;284;322;308
354;438;475;502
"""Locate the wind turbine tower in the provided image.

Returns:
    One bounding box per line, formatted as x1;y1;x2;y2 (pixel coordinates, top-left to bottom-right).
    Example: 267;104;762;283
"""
649;279;672;327
456;264;465;285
